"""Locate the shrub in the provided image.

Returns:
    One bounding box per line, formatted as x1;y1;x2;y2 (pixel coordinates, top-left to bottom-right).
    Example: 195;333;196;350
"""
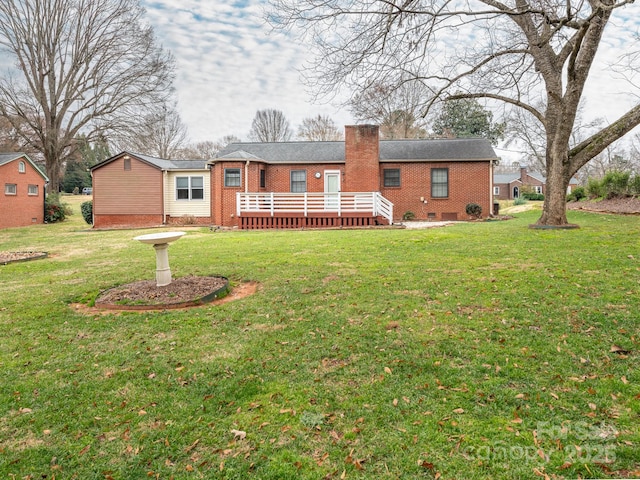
586;177;604;199
601;170;630;199
465;203;482;219
522;192;544;201
566;186;586;202
513;197;528;206
81;200;93;225
45;194;72;223
629;175;640;195
402;211;416;221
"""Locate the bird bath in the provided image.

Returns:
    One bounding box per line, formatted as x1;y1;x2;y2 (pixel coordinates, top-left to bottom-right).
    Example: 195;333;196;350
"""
134;232;185;287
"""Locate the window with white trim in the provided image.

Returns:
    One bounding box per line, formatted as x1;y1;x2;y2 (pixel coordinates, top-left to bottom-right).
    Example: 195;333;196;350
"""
290;170;306;193
431;168;449;198
28;184;38;196
493;186;500;195
534;186;543;194
5;183;17;195
176;176;204;200
18;161;26;173
224;168;241;187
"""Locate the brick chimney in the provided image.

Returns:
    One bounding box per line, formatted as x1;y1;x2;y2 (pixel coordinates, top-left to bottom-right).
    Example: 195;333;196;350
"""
520;166;528;184
344;125;380;192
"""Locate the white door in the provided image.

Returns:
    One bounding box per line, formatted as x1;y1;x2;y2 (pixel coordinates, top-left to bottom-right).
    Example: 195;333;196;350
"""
324;171;340;210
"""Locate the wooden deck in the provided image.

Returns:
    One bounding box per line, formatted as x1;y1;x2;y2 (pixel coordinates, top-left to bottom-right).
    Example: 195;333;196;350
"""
236;192;393;230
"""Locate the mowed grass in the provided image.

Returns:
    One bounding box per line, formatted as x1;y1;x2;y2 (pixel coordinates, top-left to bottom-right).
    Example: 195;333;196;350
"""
1;197;638;479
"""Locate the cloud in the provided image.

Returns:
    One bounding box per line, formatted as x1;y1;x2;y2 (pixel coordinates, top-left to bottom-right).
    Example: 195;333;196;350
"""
141;0;353;142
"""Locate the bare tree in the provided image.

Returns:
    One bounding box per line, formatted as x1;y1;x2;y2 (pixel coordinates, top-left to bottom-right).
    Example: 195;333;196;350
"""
249;109;292;142
0;0;175;192
297;115;343;141
270;0;640;226
112;104;188;159
350;82;428;139
180;135;241;160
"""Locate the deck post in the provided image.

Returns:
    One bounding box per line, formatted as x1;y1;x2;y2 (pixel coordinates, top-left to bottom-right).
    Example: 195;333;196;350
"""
270;192;274;217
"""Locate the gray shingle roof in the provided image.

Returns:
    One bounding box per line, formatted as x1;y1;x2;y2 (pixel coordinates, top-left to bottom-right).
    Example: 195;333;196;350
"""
215;138;498;164
494;170;546;184
494;173;520;184
92;151;208;171
0;153;24;166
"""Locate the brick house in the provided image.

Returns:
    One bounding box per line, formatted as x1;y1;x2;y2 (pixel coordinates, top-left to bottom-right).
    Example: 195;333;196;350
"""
0;153;49;229
493;166;579;200
91;125;499;229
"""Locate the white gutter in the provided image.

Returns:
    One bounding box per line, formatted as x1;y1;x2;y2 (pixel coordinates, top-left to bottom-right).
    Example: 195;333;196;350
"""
163;170;168;224
245;160;250;193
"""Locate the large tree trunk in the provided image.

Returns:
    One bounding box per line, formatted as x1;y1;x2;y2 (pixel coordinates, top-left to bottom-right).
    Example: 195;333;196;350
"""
536;157;570;226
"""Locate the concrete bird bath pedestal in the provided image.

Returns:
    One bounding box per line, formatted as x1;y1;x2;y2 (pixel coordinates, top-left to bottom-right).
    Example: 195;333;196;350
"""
134;231;185;287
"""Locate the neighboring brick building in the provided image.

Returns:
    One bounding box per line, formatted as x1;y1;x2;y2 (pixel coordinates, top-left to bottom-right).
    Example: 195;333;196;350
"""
91;125;499;229
0;153;49;229
493;166;579;200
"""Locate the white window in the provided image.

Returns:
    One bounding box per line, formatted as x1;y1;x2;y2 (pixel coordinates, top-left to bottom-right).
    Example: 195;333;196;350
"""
534;186;543;194
431;168;449;198
176;176;204;200
290;170;307;193
493;186;500;195
5;183;17;195
18;161;25;173
224;168;241;187
28;184;38;196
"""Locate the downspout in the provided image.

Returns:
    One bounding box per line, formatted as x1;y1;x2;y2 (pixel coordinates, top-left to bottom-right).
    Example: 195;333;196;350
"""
245;160;250;193
163;170;168;224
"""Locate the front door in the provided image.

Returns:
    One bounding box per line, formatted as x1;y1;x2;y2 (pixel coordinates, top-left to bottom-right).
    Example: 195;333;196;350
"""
324;171;340;210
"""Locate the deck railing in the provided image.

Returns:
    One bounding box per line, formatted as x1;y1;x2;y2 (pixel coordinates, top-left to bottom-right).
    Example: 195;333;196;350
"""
236;192;394;225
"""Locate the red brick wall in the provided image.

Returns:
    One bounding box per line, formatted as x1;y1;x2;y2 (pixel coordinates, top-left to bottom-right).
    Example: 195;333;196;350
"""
265;164;344;193
212;161;346;227
381;161;492;221
211;161;247;227
0;157;47;229
344;125;380;192
93;214;163;229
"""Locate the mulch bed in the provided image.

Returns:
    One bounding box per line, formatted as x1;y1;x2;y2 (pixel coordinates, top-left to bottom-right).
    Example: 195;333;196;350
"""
0;251;48;265
95;275;230;310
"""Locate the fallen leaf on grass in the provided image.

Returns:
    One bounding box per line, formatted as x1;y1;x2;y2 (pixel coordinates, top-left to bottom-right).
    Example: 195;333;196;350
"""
230;429;246;441
185;439;200;453
452;408;464;414
610;345;631;355
78;445;90;456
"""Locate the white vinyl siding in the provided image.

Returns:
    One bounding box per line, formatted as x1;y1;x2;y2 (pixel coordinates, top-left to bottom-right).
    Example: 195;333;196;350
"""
165;171;210;218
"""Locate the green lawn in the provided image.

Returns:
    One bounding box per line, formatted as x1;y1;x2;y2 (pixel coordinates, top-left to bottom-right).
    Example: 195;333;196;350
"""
1;197;638;479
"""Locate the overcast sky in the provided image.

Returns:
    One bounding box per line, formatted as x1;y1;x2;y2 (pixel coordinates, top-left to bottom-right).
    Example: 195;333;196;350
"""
142;0;640;159
0;1;637;157
142;0;354;144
